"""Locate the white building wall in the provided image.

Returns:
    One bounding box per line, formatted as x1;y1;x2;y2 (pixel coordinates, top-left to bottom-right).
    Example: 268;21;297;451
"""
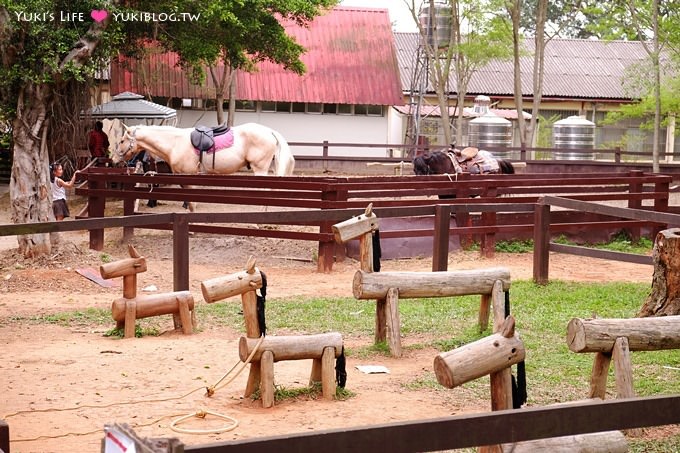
173;108;393;158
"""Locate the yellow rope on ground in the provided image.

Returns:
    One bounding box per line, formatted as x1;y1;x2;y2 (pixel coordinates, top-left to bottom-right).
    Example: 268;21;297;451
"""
170;334;264;435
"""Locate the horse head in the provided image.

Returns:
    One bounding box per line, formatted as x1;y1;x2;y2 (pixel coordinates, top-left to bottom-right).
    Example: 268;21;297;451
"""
112;125;141;164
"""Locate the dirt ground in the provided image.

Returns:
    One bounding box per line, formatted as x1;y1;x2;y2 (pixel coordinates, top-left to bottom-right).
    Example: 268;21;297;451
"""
0;191;672;452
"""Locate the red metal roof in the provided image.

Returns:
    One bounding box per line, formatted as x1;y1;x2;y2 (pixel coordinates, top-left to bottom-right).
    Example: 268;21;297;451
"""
110;7;404;106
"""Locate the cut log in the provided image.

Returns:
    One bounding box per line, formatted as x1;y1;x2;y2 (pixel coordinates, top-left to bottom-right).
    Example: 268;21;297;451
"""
434;317;524;389
239;332;343;362
111;291;195;321
353;267;511;299
100;257;147;279
639;228;680;317
502;430;627;452
201;269;262;303
567;316;680;353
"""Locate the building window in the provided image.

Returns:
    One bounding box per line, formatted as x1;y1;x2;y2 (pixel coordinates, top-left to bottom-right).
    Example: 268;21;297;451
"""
355;104;383;116
235;100;256;111
276;102;292;113
261;101;276;112
292;102;306;113
307;103;322;114
323;103;337;114
338;104;352;115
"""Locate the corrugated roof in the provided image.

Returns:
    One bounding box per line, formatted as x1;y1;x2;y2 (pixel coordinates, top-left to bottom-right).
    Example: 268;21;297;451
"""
110;7;403;106
395;33;655;101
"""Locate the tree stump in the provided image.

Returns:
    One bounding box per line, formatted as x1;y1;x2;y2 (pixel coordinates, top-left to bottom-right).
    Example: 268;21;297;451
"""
639;228;680;317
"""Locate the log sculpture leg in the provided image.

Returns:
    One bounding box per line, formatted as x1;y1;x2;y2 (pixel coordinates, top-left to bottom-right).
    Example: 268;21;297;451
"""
260;350;275;409
124;299;137;339
385;288;402;358
589;352;612;399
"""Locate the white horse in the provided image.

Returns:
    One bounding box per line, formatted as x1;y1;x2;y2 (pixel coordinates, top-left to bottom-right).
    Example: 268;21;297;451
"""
111;123;295;212
112;123;295;176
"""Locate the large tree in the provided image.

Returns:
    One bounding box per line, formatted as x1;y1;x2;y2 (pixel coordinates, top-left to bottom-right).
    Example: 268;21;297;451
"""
585;0;680;173
504;0;589;149
0;0;335;257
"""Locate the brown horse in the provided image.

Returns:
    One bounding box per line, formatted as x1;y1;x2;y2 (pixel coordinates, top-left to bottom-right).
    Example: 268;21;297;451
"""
413;149;515;176
413;148;514;199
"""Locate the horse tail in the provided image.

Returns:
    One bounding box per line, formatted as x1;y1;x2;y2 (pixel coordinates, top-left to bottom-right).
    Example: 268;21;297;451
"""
497;159;515;174
271;130;295;176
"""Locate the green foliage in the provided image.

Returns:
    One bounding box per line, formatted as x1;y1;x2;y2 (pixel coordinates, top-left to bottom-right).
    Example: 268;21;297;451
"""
554;231;653;255
100;253;113;263
30;307;111;326
495;239;534;253
104;324;161;338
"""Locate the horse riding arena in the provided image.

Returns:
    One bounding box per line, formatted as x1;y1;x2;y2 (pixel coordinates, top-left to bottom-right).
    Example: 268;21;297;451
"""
0;191;677;452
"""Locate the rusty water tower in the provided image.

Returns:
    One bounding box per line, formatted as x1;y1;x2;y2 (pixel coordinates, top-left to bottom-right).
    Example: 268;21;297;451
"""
552;115;596;160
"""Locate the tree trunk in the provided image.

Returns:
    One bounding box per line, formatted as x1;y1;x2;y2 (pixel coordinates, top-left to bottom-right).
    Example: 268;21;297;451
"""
639;228;680;316
10;82;53;257
227;70;237;127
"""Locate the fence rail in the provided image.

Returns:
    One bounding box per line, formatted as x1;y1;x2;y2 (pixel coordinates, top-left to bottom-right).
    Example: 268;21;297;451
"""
74;169;672;271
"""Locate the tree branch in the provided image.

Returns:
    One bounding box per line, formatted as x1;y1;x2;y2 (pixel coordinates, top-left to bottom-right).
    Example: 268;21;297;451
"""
59;16;112;70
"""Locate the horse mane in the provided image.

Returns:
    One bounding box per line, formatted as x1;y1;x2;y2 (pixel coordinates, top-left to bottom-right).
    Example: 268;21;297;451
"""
497;159;515;174
413;151;452;175
412;154;431;175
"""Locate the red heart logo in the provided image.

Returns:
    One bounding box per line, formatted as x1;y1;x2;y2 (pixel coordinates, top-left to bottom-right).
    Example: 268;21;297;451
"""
91;9;108;23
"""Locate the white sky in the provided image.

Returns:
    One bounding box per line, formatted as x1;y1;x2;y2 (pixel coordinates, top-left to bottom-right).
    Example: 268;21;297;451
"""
339;0;422;32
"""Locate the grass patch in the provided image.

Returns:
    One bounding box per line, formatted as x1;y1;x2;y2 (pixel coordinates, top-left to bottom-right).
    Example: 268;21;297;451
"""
250;381;355;403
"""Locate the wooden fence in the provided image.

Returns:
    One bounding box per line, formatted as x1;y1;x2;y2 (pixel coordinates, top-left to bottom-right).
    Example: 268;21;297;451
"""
75;169;672;271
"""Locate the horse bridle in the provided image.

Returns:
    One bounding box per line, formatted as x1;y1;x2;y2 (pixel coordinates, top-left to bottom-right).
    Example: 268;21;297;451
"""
117;127;138;160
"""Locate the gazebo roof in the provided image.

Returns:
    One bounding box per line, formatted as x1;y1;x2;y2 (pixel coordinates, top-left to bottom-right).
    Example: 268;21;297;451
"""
81;92;177;120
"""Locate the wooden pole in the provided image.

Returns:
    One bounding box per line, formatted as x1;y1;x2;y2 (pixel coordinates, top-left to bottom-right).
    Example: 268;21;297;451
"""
260;350;275;409
589;352;612;399
533;201;550;285
321;346;336;400
385;288;402;357
489;281;512;412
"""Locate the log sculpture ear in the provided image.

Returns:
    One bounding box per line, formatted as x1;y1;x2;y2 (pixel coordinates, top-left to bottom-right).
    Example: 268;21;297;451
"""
122;123;130;132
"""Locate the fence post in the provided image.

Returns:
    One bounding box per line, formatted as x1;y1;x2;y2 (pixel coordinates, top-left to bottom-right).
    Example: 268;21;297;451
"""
322;140;329;173
432;205;451;271
0;419;8;453
88;176;105;251
627;170;643;242
615;147;621;163
122;180;135;244
173;213;190;291
533;200;550;285
480;185;497;258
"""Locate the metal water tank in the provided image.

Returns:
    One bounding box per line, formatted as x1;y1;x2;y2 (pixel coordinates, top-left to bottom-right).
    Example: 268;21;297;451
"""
419;3;452;49
552;115;596;160
468;112;515;159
